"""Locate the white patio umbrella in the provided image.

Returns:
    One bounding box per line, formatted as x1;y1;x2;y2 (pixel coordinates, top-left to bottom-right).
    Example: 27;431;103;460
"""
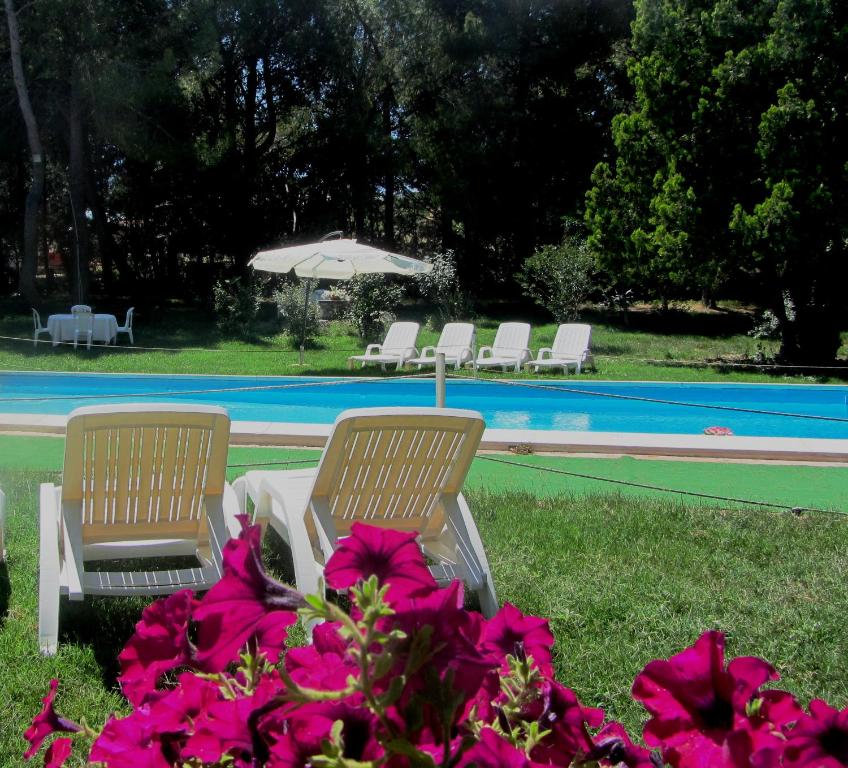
249;232;432;355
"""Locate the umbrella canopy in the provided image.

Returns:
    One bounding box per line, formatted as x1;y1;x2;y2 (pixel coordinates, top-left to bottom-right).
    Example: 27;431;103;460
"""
249;238;432;280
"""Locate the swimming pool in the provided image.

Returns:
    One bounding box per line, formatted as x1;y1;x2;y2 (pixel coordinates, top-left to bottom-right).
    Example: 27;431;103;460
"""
1;371;847;439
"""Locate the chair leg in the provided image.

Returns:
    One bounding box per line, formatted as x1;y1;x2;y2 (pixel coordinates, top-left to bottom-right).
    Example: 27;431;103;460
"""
39;486;62;655
128;330;133;345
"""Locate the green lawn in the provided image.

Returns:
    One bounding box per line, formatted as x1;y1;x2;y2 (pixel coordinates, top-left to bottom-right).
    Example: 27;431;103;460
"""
2;441;848;761
2;303;847;382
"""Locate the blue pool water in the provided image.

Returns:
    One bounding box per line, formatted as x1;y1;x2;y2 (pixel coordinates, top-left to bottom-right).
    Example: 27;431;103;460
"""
1;371;847;439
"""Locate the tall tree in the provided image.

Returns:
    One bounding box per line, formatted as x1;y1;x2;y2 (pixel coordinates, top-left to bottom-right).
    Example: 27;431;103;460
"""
5;0;43;303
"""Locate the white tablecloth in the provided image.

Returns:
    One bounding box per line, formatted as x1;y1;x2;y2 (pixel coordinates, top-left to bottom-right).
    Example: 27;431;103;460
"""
47;314;118;345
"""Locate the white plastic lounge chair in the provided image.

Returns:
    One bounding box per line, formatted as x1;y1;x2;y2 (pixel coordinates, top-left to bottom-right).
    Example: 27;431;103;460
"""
473;322;531;372
32;309;50;347
529;323;594;374
0;487;6;561
72;309;94;350
347;321;420;370
408;322;476;370
38;404;241;655
116;307;135;345
233;407;498;619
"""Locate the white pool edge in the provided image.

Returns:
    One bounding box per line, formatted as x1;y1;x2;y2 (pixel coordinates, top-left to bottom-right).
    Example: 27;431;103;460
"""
3;412;848;463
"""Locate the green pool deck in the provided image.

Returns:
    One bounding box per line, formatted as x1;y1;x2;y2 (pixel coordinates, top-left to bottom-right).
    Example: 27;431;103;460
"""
1;434;845;513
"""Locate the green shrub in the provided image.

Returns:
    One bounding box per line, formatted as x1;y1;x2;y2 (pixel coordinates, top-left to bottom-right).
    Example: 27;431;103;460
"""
416;250;473;328
212;277;261;336
273;279;320;347
518;237;596;322
344;274;404;339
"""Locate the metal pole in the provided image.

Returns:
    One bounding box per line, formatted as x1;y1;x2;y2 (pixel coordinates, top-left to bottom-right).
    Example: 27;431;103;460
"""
297;280;308;366
435;352;446;408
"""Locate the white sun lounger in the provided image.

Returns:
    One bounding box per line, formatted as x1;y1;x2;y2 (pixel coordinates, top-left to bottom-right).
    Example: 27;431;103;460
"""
233;407;498;618
407;322;475;370
472;322;531;372
347;321;420;370
38;404;241;655
529;323;594;373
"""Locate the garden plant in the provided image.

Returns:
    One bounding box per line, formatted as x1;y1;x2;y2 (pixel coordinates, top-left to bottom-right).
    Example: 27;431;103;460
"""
24;520;848;767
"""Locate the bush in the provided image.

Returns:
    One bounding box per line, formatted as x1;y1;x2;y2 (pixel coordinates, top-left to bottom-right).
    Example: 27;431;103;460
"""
343;274;404;339
212;277;261;336
26;522;848;768
518;237;596;322
415;250;473;327
273;279;320;347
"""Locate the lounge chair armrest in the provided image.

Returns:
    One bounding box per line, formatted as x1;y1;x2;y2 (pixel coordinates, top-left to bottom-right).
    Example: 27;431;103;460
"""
419;346;436;359
536;347;553;360
57;497;85;601
477;346;493;358
364;344;382;356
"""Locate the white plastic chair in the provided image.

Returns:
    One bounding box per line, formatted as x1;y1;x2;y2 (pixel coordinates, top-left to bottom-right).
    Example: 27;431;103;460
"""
32;309;50;348
408;323;476;370
473;322;531;372
116;307;134;345
233;407;498;619
38;403;241;655
72;309;94;350
529;323;594;374
347;321;420;370
0;487;6;562
70;304;92;314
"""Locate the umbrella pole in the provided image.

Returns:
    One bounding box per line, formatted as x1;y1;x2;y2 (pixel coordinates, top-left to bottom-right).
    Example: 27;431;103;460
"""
299;281;309;365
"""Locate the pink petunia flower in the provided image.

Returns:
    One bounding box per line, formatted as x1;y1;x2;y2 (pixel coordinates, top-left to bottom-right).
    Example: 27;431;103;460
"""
591;722;660;767
264;701;383;766
324;522;438;601
89;707;174;768
192;520;303;672
118;589;194;706
783;699;848;767
526;680;604;765
480;602;555;674
43;737;73;768
632;631;781;767
456;727;531;767
23;679;81;761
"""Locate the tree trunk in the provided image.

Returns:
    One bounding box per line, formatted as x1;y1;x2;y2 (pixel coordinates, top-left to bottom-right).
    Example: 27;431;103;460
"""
5;0;42;303
382;89;395;245
68;64;90;303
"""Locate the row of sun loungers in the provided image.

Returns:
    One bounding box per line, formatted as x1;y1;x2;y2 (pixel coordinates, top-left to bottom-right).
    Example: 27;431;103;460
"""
348;321;594;373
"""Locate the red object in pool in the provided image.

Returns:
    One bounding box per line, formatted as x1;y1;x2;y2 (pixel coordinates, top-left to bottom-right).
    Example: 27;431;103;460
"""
704;426;734;436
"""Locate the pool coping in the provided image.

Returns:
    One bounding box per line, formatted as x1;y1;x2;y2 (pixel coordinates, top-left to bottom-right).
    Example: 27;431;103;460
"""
3;412;848;463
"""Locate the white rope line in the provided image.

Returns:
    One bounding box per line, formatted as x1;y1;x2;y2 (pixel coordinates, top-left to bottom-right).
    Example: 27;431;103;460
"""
447;372;848;424
0;371;436;403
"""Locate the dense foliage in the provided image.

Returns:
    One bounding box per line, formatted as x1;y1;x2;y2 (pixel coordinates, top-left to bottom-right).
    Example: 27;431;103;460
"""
1;0;631;303
25;520;848;767
585;0;848;361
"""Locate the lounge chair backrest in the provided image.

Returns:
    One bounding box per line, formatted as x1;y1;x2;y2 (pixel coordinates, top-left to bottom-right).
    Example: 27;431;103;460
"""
62;404;230;545
73;309;94;332
492;322;531;356
381;322;419;354
71;304;92;314
552;323;591;357
436;322;475;355
309;407;484;541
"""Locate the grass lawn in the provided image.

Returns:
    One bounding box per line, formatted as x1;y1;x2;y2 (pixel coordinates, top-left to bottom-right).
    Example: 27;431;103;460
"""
2;302;847;382
2;441;848;761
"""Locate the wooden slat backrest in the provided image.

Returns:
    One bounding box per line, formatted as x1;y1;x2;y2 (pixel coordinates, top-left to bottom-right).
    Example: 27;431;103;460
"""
311;408;484;536
492;322;530;356
63;405;230;544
